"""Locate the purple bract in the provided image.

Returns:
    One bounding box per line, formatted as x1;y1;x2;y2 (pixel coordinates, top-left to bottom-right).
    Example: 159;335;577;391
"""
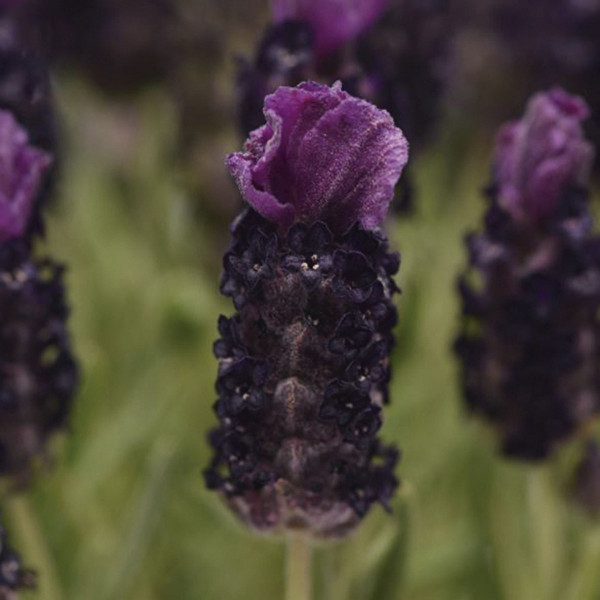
270;0;391;56
227;82;408;233
494;88;594;222
0;109;52;241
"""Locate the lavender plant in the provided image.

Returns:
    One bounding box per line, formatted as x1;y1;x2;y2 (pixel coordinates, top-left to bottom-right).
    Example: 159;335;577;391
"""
237;0;453;213
0;16;78;483
205;82;408;542
455;89;600;460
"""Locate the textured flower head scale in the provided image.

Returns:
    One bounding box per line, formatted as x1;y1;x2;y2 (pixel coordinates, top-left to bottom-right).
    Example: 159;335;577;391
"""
206;82;408;537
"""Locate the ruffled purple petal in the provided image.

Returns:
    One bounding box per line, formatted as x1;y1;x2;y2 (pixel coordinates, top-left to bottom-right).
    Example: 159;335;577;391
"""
0;110;52;241
226;82;408;232
270;0;392;56
494;88;594;222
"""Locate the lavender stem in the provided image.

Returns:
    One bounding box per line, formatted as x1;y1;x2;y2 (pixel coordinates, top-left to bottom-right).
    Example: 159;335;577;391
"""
286;533;312;600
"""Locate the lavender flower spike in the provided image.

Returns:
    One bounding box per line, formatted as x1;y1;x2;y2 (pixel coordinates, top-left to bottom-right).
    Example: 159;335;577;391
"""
207;84;405;537
494;89;594;222
0;110;52;241
455;89;600;460
270;0;391;56
227;81;408;233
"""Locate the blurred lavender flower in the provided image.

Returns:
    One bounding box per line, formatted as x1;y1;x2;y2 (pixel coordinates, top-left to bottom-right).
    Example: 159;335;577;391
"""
0;22;77;483
0;521;35;599
238;0;454;213
0;9;57;239
455;90;600;460
494;89;593;222
0;244;78;483
0;110;51;241
205;82;406;537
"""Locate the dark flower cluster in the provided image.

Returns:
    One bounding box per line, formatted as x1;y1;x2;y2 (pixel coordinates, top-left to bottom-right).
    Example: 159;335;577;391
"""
455;183;600;459
0;242;78;483
205;209;400;536
236;0;454;213
0;521;35;600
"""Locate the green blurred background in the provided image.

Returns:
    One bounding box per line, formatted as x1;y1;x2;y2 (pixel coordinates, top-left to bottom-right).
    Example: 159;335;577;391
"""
3;4;600;600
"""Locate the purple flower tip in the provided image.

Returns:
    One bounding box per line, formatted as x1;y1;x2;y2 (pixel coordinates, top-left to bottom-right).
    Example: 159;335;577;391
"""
494;88;594;222
0;109;52;242
226;81;408;232
270;0;391;56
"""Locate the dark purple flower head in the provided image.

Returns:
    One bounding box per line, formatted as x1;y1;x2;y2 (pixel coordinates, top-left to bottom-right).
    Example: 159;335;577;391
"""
206;208;400;537
270;0;391;57
227;82;408;233
0;109;51;242
494;89;594;223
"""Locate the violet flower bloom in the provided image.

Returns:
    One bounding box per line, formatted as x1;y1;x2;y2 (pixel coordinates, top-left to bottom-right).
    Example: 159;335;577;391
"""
494;89;593;222
228;82;408;233
0;110;51;241
0;521;35;598
205;83;406;536
270;0;391;57
455;90;600;460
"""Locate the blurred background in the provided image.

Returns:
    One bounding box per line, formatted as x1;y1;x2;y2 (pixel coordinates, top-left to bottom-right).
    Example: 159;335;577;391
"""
2;0;600;599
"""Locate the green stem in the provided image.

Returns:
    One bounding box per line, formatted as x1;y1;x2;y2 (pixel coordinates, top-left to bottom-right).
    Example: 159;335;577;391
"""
286;533;312;600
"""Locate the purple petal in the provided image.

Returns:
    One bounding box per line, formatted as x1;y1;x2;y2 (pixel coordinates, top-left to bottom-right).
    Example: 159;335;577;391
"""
226;82;408;232
270;0;392;56
494;88;594;221
0;110;52;241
